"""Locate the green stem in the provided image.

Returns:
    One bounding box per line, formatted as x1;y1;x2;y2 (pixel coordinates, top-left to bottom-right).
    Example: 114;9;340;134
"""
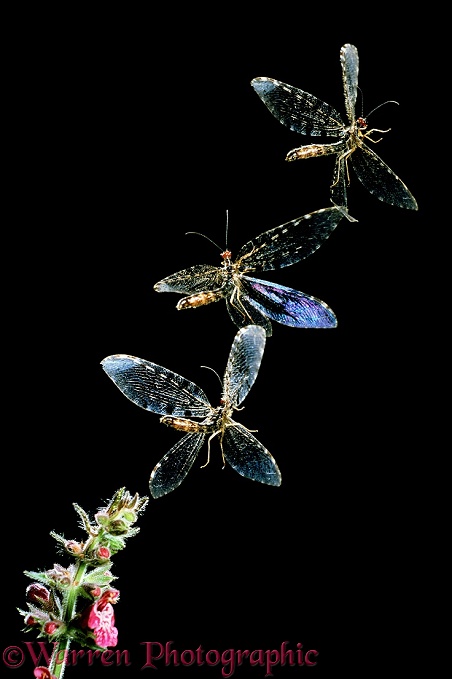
48;560;88;679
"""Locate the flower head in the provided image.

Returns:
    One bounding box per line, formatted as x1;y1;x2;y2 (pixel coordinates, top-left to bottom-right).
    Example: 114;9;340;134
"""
19;488;147;677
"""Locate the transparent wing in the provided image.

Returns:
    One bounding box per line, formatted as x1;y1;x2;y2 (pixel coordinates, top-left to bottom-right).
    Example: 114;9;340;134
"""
223;423;281;487
330;155;348;210
226;293;273;337
241;277;337;329
251;77;344;137
351;144;418;210
101;355;212;418
340;43;359;125
235;206;344;272
154;264;226;295
149;432;206;498
223;325;266;407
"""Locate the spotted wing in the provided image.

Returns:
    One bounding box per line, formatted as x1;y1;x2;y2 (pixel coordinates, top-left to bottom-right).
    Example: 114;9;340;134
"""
101;354;212;418
235;206;345;273
223;423;281;487
149;431;206;498
351;144;418;210
241;277;337;329
154;264;226;295
340;43;359;126
222;325;266;408
251;77;344;137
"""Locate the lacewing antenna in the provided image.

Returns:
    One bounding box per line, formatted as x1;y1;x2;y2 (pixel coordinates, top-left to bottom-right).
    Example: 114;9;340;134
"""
358;85;399;121
225;209;229;249
366;99;399;119
185;210;229;252
200;365;222;387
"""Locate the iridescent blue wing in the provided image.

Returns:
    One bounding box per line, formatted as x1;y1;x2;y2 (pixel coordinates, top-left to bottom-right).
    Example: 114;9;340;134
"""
149;431;206;498
223;325;266;407
241;277;337;329
154;264;225;295
251;76;344;137
340;43;359;126
351;143;418;210
101;354;212;418
235;206;345;272
223;423;281;487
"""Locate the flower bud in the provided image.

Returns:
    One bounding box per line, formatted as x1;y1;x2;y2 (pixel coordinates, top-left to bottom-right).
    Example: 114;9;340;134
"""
26;583;50;605
121;509;136;522
45;564;73;586
108;520;128;535
24;614;39;627
43;621;61;636
65;540;84;555
94;511;109;526
97;546;110;560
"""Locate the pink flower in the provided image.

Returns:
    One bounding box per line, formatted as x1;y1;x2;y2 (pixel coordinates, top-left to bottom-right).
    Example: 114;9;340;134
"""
79;589;119;648
97;546;110;560
33;667;57;679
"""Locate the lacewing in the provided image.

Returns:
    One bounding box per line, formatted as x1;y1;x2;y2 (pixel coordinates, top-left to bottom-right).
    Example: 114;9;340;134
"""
101;325;281;498
251;43;418;211
154;206;347;337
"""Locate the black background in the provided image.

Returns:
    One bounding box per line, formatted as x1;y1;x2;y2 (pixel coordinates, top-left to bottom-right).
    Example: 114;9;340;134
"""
4;7;436;679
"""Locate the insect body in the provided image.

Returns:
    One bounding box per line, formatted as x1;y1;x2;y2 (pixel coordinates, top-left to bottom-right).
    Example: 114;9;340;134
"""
154;206;346;337
251;43;418;211
101;325;281;498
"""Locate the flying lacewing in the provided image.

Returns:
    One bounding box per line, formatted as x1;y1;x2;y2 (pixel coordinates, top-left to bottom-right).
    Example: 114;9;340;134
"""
154;206;347;337
251;43;418;211
101;325;281;498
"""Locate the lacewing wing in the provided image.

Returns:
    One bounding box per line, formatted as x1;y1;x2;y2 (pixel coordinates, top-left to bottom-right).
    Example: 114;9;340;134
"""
154;206;347;337
251;43;418;211
101;325;281;498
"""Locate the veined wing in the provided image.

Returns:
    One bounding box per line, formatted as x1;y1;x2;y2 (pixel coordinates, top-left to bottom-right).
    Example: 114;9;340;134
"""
154;264;226;295
235;206;344;273
351;143;418;210
226;294;273;337
223;423;281;486
251;77;344;137
242;277;337;329
101;354;212;418
331;154;349;210
150;431;206;498
223;325;266;408
340;43;359;125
